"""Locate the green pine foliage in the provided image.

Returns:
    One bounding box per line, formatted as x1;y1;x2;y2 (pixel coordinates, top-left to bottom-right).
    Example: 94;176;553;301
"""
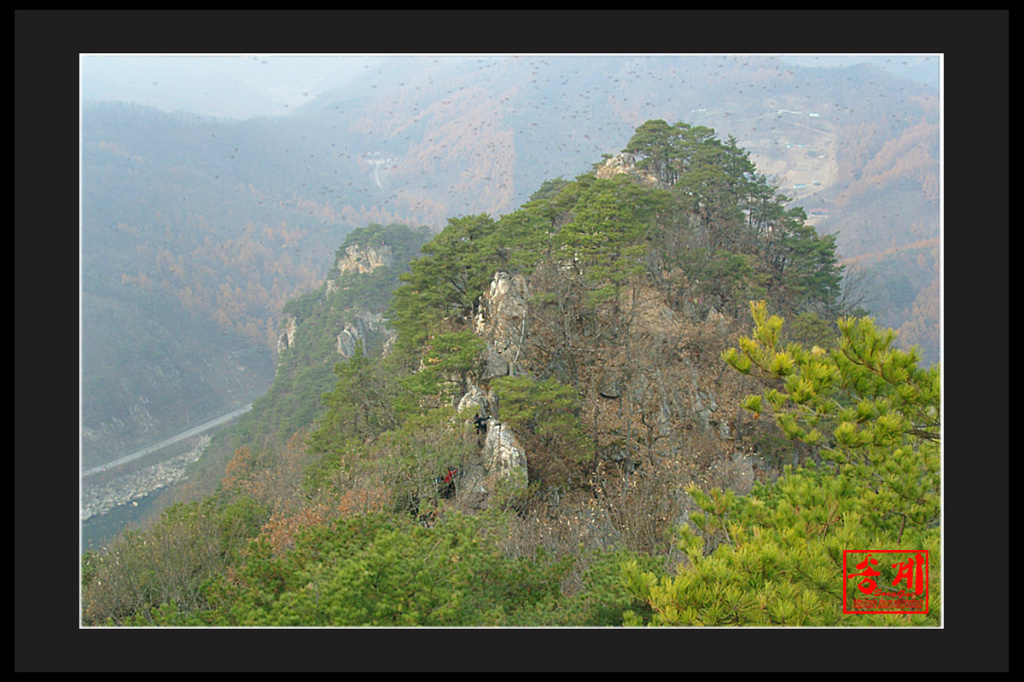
557;177;669;309
219;223;431;455
145;512;616;627
491;375;592;487
622;302;940;626
407;330;487;406
81;496;270;625
85;120;920;629
389;214;500;353
622;465;940;626
305;341;405;449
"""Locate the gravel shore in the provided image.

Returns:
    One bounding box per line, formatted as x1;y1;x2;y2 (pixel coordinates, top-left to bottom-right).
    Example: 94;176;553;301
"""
80;435;210;521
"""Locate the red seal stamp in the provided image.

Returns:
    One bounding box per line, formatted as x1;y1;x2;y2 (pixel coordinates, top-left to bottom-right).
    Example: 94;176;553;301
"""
843;550;930;614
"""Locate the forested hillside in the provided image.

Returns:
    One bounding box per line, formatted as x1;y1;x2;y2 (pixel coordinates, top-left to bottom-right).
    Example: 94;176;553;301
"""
82;122;940;627
80;55;940;474
81;104;340;467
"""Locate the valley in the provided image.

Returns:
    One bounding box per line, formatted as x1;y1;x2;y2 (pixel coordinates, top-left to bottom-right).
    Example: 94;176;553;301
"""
77;53;944;630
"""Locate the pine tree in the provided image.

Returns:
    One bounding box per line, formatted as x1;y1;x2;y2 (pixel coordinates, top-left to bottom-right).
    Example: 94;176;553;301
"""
623;302;941;626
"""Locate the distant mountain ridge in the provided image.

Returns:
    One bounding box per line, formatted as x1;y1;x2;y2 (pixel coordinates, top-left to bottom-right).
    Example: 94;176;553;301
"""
81;55;939;471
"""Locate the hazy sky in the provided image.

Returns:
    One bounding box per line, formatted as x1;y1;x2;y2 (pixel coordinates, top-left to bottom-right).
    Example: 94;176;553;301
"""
80;53;940;121
81;54;389;119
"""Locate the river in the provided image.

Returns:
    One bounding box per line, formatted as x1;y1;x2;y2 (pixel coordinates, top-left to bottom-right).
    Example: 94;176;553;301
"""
80;404;252;552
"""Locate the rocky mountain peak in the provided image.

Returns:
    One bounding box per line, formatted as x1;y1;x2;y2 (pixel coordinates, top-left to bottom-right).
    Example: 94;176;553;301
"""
335;243;395;276
595;152;666;188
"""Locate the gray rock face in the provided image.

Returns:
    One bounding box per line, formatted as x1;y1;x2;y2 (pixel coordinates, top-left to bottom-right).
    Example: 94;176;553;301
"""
277;315;299;355
336;312;385;358
335;243;394;276
452;383;528;511
475;271;529;379
594;152;666;188
708;451;756;496
453;270;533;498
481;419;528;478
457;384;489;416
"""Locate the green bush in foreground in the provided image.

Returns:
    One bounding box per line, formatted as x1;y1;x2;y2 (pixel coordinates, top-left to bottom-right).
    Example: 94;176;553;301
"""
141;511;649;627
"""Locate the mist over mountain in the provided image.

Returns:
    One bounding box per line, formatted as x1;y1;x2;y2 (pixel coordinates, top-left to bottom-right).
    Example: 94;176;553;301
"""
64;36;969;634
81;54;940;473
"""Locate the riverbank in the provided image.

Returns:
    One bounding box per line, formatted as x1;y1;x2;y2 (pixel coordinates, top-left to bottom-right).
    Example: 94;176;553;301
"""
81;434;210;522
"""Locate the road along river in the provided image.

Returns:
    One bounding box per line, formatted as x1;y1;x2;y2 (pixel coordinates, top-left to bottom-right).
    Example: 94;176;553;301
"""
82;404;252;478
81;404;253;537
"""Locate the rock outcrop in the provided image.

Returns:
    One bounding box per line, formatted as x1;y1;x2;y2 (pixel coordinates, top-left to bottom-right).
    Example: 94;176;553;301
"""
595;152;665;188
452;386;529;511
457;384;490;416
445;270;535;506
457;383;526;484
480;419;527;478
335;243;394;276
475;271;529;379
336;312;386;358
277;315;299;354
